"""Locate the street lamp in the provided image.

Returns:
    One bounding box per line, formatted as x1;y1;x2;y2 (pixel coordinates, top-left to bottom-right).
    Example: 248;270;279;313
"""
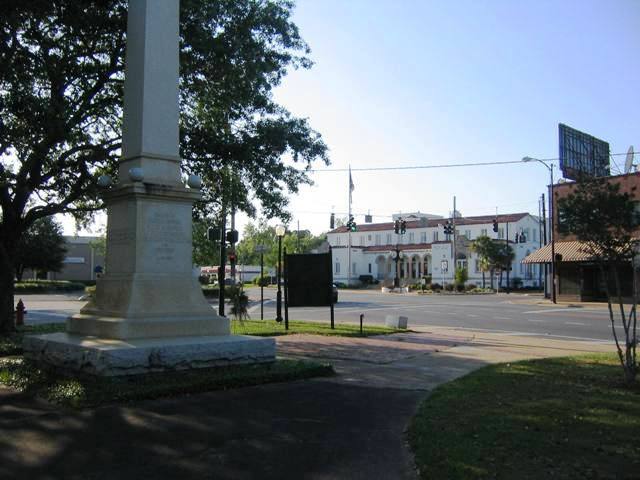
275;225;286;322
522;156;557;304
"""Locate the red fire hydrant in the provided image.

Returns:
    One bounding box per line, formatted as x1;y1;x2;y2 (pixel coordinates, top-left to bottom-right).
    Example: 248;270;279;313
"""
15;299;26;327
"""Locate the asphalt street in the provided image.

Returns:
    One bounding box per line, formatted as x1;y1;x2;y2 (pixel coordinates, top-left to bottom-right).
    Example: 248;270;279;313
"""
246;287;621;343
17;288;625;343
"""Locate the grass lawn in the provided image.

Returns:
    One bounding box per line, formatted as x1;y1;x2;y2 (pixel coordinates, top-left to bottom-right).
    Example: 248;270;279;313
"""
409;354;640;479
231;319;401;337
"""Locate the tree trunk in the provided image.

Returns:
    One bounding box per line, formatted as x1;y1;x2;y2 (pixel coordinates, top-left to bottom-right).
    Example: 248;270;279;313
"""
15;264;24;283
0;240;17;334
482;271;485;289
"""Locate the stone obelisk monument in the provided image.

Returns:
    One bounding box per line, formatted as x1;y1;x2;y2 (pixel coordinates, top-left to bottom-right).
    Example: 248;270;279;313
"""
24;0;275;375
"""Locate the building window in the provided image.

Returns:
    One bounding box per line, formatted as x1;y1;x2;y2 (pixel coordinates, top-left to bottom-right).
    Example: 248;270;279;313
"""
335;263;340;274
445;233;451;241
360;235;365;245
368;263;372;273
409;232;415;243
465;230;471;239
433;231;439;242
420;232;427;243
481;228;488;236
474;259;480;273
375;234;381;245
368;235;372;241
386;233;392;244
498;228;504;239
523;228;530;242
336;236;341;246
352;262;356;274
533;229;538;242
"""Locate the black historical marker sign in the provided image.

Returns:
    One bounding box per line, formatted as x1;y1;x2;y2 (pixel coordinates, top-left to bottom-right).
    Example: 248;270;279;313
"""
285;251;333;307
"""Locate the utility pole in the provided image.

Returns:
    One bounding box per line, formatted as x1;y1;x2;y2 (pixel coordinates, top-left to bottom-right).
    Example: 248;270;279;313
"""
542;193;548;298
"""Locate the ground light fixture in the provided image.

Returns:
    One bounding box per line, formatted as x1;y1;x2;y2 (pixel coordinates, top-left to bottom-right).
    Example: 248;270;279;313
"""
275;225;286;322
522;156;556;304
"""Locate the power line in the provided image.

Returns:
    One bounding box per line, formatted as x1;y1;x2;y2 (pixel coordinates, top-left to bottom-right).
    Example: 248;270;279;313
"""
311;151;638;173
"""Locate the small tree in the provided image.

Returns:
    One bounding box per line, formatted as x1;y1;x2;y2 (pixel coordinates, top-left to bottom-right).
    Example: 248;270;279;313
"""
454;266;468;287
559;176;638;384
14;217;66;282
472;235;499;289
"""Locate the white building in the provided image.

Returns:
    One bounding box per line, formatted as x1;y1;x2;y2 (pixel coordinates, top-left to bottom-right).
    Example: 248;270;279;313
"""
327;212;543;287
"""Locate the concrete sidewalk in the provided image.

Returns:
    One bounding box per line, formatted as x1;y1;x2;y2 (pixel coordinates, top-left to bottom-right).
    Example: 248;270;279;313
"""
0;328;614;480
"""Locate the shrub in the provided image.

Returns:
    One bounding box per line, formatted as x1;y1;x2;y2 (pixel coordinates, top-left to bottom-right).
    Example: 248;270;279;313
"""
359;274;374;284
455;283;465;292
14;280;85;293
252;275;270;287
430;283;442;291
510;277;523;289
198;275;210;285
444;283;454;292
334;282;347;289
465;283;476;291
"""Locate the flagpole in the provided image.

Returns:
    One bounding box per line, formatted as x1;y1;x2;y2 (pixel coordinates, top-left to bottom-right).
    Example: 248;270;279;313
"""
348;165;352;288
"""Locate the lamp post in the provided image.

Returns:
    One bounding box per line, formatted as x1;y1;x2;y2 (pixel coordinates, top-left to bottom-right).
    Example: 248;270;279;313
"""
522;156;557;304
275;225;285;322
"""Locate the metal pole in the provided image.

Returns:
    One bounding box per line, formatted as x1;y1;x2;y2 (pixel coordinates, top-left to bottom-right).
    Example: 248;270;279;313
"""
260;252;264;320
452;196;457;279
276;234;283;322
549;165;557;303
542;193;548;298
283;247;289;330
218;214;226;317
506;222;510;294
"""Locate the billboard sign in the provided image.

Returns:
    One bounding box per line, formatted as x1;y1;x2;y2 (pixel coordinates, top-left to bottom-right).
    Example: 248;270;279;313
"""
285;251;333;307
559;123;610;180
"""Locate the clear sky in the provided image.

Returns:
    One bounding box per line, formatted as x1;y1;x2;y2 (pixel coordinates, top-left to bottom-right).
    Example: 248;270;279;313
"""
64;0;640;238
268;0;640;235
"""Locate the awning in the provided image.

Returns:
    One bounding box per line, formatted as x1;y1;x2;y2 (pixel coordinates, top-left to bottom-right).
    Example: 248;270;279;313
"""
522;241;595;264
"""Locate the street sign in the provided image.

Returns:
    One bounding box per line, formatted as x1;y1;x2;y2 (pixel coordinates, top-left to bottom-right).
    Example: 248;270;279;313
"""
440;260;448;273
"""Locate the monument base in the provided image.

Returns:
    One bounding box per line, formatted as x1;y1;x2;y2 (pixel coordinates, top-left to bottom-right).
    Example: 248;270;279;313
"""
23;333;276;376
67;313;230;340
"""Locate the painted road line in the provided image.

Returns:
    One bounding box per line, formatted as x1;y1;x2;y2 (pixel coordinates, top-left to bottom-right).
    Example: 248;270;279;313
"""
467;314;478;318
527;318;546;323
522;308;606;315
565;321;585;326
493;316;512;320
423;325;613;343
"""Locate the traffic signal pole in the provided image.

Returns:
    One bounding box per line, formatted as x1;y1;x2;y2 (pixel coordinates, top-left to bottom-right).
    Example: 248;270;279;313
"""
218;212;226;317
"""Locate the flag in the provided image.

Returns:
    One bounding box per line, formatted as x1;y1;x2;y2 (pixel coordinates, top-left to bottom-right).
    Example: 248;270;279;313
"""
348;165;354;208
349;167;355;193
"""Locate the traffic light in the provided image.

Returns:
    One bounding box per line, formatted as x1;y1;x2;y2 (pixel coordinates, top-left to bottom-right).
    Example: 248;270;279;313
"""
400;219;407;234
207;227;220;242
348;216;357;232
443;220;453;235
394;220;400;234
225;229;239;244
330;212;335;229
492;219;498;233
228;252;237;263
